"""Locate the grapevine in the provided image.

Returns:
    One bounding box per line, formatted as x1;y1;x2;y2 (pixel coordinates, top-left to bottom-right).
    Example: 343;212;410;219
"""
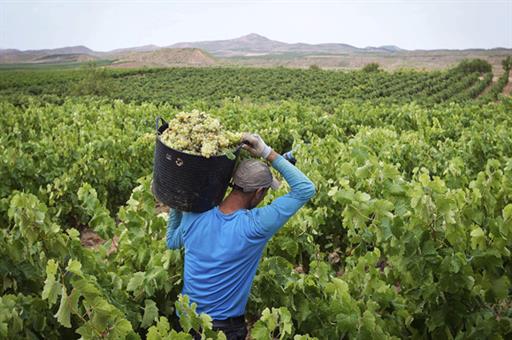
0;59;511;339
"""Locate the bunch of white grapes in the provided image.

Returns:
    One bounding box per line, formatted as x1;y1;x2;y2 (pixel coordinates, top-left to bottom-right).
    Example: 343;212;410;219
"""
160;110;242;158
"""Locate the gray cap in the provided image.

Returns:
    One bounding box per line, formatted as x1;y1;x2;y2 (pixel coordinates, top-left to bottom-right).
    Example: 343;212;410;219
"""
233;159;280;192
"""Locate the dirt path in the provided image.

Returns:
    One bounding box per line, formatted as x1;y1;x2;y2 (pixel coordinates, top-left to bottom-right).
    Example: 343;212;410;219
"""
502;70;512;96
477;75;497;98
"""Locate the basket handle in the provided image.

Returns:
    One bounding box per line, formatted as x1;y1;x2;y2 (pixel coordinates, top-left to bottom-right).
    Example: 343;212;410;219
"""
155;116;167;134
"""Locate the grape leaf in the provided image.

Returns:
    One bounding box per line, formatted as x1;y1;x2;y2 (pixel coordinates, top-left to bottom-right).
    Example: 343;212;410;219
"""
141;299;159;328
55;286;72;328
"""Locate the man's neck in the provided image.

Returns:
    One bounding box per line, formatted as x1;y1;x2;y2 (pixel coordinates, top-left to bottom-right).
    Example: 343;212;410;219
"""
219;192;250;214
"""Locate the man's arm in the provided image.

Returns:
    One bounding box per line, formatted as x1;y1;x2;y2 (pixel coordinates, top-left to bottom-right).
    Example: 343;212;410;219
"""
166;209;184;249
249;151;316;239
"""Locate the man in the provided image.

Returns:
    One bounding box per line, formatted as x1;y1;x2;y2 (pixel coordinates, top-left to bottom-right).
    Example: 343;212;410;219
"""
166;133;316;339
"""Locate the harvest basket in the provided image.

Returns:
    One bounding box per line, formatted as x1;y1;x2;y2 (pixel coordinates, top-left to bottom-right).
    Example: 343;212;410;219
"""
152;117;239;212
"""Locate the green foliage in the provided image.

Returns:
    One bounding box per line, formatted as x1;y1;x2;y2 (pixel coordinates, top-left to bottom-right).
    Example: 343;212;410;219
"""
1;66;511;338
71;62;115;96
362;62;380;73
455;58;492;74
502;56;512;71
0;176;184;338
174;295;227;339
251;307;317;340
143;295;230;339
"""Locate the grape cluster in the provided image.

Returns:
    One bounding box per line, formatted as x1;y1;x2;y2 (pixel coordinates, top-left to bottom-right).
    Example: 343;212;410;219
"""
159;110;242;158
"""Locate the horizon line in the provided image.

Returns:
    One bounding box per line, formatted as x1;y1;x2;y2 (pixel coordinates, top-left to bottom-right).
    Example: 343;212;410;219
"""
2;33;511;53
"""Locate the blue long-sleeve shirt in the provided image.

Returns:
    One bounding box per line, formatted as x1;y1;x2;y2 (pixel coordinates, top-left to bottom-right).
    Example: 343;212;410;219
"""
166;155;315;320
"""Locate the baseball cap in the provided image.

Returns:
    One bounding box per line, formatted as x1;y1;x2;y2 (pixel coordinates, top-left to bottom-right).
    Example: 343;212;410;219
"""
232;159;280;192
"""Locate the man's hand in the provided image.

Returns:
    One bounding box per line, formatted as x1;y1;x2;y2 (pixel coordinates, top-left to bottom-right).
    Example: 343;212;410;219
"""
241;133;272;159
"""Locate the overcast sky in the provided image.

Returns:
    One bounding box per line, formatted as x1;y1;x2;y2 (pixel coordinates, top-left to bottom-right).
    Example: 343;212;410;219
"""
1;0;511;51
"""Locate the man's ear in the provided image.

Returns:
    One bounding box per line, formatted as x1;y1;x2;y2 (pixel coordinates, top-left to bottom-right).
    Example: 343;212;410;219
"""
256;187;268;200
252;188;262;200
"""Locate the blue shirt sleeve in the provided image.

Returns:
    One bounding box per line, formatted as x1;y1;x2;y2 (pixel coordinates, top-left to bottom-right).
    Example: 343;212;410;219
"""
245;155;316;240
166;209;184;249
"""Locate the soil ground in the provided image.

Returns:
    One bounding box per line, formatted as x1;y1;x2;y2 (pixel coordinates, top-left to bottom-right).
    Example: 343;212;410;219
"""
478;78;497;98
80;228;119;255
502;71;512;96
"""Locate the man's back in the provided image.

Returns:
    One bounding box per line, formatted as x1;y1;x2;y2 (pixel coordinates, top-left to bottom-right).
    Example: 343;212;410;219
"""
180;207;269;319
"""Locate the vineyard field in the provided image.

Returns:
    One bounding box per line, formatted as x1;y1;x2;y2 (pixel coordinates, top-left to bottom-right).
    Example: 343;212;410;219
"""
1;58;510;108
1;60;512;339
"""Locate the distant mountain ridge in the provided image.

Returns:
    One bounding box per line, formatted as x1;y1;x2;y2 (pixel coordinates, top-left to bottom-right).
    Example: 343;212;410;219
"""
108;45;161;54
1;34;509;66
168;33;405;56
0;34;412;63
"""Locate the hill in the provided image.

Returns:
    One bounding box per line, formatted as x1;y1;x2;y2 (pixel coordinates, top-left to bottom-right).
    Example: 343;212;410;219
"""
169;33;404;56
0;45;96;63
110;48;216;68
